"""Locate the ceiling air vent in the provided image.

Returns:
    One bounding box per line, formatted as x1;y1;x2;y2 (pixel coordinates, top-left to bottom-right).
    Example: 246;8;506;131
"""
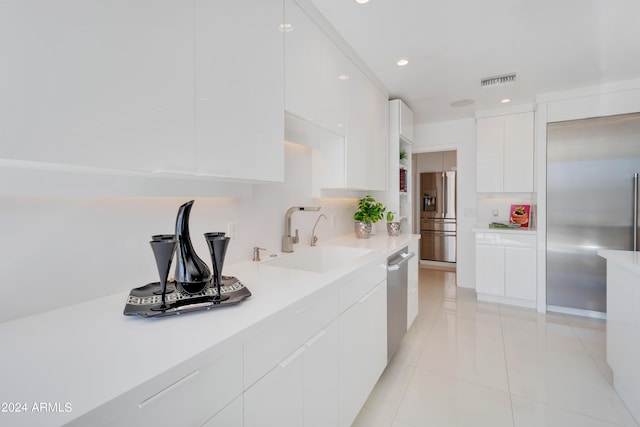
481;73;516;88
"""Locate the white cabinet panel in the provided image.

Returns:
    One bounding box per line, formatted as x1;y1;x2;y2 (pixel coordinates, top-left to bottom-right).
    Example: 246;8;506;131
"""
345;63;388;191
108;346;243;427
475;244;505;296
0;0;195;173
244;347;304;427
476;116;505;193
339;280;387;427
284;0;348;136
195;0;284;182
201;396;243;427
503;112;534;192
504;246;537;300
475;232;536;307
399;100;415;143
303;322;339;427
476;112;534;193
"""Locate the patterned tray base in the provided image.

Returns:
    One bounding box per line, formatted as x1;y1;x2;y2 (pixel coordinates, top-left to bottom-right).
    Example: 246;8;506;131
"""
123;276;251;318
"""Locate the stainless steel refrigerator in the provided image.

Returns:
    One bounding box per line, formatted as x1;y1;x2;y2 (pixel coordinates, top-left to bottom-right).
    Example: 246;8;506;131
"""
420;171;456;262
547;112;640;314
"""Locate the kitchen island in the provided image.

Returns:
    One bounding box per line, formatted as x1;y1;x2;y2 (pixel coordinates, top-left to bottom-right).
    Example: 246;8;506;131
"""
0;233;419;427
598;249;640;423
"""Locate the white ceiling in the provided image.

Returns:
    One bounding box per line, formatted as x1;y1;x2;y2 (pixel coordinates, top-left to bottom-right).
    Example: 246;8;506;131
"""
310;0;640;124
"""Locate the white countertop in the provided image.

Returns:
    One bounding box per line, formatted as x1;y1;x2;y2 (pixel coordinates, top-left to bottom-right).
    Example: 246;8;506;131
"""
472;224;538;235
598;249;640;275
0;233;419;426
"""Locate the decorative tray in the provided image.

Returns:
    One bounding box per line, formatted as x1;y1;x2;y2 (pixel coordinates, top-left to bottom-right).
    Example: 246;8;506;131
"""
123;276;251;318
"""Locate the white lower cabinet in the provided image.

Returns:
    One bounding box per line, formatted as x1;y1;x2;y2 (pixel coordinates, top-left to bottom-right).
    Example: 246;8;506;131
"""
244;321;339;427
244;346;305;427
106;345;243;427
475;232;536;308
201;396;243;427
338;280;387;427
303;322;340;427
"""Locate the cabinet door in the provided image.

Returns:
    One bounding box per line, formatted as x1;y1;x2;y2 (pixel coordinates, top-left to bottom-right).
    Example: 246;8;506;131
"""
195;0;284;182
0;0;195;173
201;396;243;427
475;244;505;296
244;347;304;427
399;100;415;142
107;346;243;427
476;116;504;192
284;0;348;136
345;64;388;191
503;112;534;192
504;246;536;301
303;322;339;427
338;281;387;427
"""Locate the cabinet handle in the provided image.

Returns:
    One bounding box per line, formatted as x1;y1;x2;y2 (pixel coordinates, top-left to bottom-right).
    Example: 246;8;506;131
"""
359;294;371;304
279;347;305;368
295;300;318;314
138;370;199;409
305;330;327;348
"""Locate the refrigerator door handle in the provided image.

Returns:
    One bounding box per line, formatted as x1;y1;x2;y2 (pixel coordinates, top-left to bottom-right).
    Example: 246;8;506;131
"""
442;173;447;217
634;173;638;252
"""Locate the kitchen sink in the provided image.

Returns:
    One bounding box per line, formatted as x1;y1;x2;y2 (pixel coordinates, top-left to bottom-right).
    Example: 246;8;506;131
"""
265;245;373;273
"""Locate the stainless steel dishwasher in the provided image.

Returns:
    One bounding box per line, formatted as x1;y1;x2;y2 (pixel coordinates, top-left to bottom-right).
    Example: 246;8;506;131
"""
387;247;415;361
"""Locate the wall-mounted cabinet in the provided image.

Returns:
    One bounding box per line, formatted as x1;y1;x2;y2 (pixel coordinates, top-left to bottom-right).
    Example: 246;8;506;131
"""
195;0;284;182
0;0;284;196
284;0;388;192
476;112;534;193
0;0;196;174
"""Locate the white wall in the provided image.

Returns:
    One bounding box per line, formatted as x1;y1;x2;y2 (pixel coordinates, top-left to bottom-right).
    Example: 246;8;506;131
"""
0;142;358;322
413;119;476;289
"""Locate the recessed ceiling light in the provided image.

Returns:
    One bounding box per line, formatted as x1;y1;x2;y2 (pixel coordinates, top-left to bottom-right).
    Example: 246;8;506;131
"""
396;58;409;67
338;74;350;80
356;0;370;4
450;99;475;107
501;98;511;103
278;23;293;33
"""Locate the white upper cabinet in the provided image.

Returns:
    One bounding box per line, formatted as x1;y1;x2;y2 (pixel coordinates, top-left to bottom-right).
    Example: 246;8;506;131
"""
476;112;534;193
284;0;388;192
0;0;196;174
399;100;415;142
284;0;348;136
195;0;284;182
345;62;388;191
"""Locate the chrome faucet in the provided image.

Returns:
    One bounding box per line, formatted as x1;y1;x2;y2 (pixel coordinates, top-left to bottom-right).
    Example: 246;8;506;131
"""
282;206;321;252
311;214;327;246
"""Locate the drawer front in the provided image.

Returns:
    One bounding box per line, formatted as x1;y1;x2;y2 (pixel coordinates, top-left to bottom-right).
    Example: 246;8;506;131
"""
244;289;338;388
501;233;536;248
337;259;386;313
107;345;242;427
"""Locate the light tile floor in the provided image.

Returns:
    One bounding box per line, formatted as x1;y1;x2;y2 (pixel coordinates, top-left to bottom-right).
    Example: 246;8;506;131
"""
352;267;639;427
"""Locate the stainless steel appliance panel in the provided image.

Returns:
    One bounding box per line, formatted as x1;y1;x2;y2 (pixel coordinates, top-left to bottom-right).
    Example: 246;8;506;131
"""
547;113;640;313
420;171;456;220
387;247;414;361
421;218;456;232
421;231;456;263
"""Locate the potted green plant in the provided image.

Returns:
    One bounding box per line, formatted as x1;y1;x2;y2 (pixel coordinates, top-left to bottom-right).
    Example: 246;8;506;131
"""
353;195;385;239
386;211;401;236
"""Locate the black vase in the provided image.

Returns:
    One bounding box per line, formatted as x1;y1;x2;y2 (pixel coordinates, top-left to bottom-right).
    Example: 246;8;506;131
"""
205;233;231;302
174;200;211;294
